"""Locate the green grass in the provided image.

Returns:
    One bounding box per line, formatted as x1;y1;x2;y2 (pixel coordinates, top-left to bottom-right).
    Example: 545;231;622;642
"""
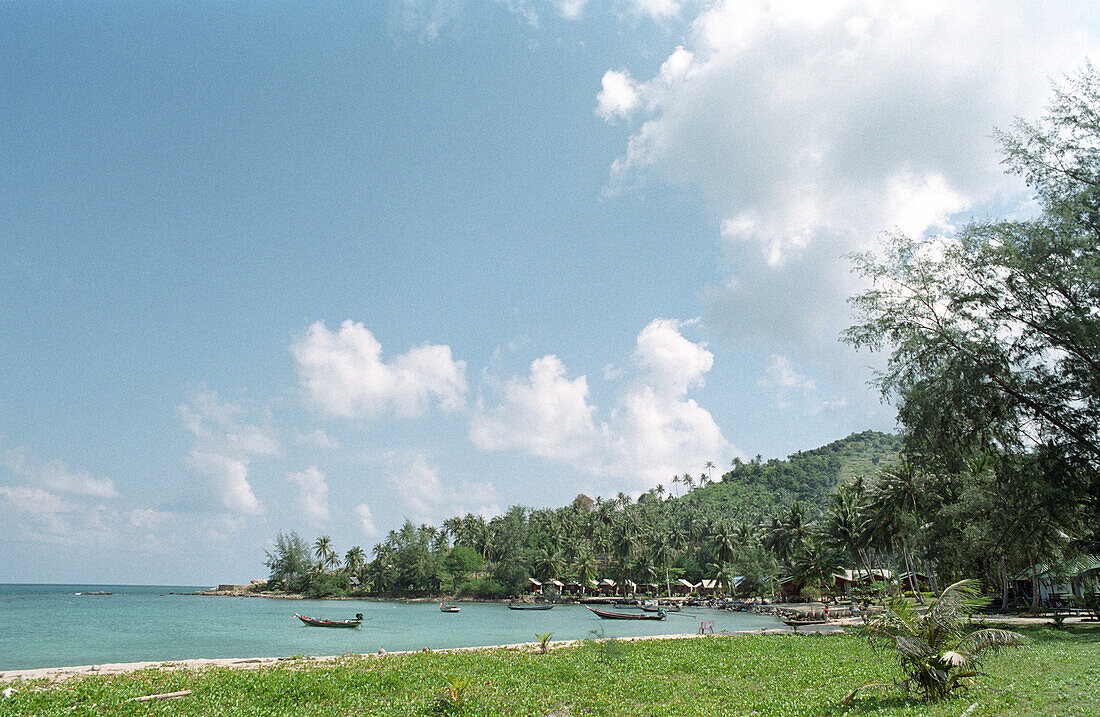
3;625;1097;716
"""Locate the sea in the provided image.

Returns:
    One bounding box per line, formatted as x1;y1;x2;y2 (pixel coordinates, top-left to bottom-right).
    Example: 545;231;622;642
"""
0;584;782;671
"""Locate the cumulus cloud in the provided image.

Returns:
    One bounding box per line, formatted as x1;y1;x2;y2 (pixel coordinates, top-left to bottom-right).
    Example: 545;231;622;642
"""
355;503;379;536
471;319;733;489
600;0;1096;392
178;388;277;516
292;320;467;420
287;466;331;523
295;428;342;450
597;70;641;120
2;446;118;498
629;0;680;21
0;485;72;515
185;450;263;516
470;355;605;467
553;0;587;19
384;452;500;523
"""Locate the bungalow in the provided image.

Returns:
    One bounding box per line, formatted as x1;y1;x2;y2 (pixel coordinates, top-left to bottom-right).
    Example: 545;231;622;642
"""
526;578;543;595
562;580;584;596
1014;556;1100;605
623;580;638;596
833;569;895;596
699;579;719;597
671;578;696;596
600;578;617;595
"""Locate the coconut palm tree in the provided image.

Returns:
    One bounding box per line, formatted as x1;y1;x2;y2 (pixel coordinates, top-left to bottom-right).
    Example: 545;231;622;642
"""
863;579;1022;702
344;545;366;574
314;535;339;571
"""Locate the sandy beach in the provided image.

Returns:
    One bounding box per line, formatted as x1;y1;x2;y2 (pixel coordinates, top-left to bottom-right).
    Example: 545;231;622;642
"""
0;622;847;683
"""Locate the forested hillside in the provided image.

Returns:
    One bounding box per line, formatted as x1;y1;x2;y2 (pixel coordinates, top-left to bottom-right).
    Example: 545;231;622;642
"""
684;430;901;522
262;431;900;598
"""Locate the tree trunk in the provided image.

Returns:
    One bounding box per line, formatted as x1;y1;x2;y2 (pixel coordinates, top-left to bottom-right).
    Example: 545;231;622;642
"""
999;557;1011;613
900;538;925;604
1030;553;1040;611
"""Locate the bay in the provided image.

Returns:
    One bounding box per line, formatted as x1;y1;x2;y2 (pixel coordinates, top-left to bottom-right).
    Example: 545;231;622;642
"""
0;584;782;671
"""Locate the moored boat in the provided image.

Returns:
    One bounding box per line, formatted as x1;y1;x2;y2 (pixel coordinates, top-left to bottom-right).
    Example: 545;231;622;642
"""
294;613;363;628
587;606;665;620
508;602;554;610
440;600;461;612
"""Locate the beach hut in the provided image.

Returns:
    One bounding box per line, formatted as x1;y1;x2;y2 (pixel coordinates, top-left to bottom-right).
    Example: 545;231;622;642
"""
600;578;617;595
526;578;543;595
623;580;638;596
586;579;602;596
672;578;696;596
563;580;583;596
700;579;719;597
1013;556;1100;605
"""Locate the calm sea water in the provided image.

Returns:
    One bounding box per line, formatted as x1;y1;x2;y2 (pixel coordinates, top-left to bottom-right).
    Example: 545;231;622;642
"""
0;584;782;671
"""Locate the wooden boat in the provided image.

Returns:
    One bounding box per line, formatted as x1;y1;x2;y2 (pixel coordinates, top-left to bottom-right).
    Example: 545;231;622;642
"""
587;606;665;620
783;618;829;631
440;600;461;612
508;602;554;610
294;613;363;628
637;601;680;613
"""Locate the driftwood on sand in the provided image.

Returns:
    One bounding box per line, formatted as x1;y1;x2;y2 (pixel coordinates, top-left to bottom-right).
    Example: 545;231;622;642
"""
124;690;192;703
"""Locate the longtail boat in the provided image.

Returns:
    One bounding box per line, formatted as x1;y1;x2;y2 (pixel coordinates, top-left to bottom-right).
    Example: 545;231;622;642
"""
294;613;363;628
586;606;665;620
508;602;554;610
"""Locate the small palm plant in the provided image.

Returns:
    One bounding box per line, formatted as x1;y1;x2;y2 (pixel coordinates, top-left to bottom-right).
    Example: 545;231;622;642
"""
535;632;553;654
863;579;1023;702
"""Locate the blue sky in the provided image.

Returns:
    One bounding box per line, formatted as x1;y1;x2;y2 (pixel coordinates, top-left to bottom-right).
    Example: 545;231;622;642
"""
2;0;1097;584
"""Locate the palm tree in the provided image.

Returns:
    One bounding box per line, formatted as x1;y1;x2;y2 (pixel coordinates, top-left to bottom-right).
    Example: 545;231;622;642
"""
344;545;366;573
703;461;716;484
863;579;1022;702
314;535;338;571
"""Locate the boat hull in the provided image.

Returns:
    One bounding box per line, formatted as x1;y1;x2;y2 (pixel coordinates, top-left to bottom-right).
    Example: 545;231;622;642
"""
508;603;554;610
586;606;665;620
294;614;362;628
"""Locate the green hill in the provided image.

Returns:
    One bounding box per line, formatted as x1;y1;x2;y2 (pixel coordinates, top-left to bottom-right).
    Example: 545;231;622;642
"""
682;430;901;522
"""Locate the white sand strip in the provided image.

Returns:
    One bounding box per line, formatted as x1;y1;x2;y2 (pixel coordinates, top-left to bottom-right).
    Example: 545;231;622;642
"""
1;626;815;683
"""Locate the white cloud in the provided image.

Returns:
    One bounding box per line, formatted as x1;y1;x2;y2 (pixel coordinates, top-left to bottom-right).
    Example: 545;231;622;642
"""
763;354;815;392
470;355;604;467
600;0;1095;391
287;466;331;523
178;388;277;516
0;485;72;515
355;503;379;536
291;320;467;420
597;70;640;121
295;428;342;450
186;450;263;516
630;0;680;21
554;0;587;19
2;446;118;498
471;319;733;489
384;452;500;523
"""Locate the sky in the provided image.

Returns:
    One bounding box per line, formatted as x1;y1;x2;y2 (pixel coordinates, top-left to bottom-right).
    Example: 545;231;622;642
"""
2;0;1098;585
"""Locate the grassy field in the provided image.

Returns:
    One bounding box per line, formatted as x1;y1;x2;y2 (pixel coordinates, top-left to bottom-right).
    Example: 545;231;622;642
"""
2;624;1097;716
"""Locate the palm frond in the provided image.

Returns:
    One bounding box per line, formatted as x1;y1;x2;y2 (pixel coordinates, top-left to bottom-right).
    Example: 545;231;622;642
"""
960;628;1024;655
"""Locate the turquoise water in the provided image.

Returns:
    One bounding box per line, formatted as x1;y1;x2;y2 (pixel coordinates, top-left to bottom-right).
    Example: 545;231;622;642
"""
0;584;782;671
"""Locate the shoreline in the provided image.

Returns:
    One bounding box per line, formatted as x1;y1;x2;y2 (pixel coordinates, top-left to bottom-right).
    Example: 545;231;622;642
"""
0;623;847;683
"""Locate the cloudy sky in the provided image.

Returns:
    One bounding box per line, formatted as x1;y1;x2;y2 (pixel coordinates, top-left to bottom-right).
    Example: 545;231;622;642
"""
2;0;1097;584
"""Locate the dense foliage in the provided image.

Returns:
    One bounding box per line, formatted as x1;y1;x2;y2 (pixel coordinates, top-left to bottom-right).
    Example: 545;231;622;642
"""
261;431;899;599
844;64;1100;607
